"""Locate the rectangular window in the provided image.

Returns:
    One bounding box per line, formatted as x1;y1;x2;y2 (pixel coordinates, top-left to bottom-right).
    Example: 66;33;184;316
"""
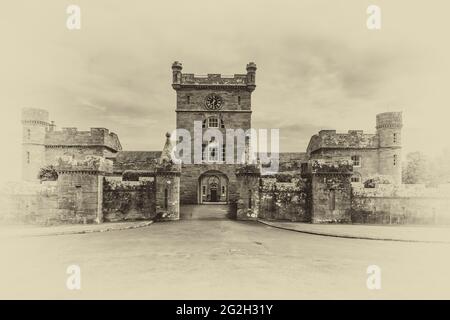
248;190;252;209
187;95;190;104
351;155;361;167
393;154;397;166
208;146;218;162
351;176;360;183
208;118;219;128
202;143;206;161
221;144;226;162
238;96;241;105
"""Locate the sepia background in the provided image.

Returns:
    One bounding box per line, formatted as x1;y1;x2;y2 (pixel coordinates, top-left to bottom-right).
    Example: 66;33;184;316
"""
0;0;450;183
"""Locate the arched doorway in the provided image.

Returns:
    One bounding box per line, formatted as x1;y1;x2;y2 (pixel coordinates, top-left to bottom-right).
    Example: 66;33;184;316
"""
198;171;228;204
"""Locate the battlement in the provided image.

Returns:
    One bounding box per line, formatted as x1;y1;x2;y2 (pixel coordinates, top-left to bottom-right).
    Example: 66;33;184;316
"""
180;73;248;86
308;130;378;154
55;155;113;174
45;127;122;151
301;159;353;175
376;112;402;129
171;61;257;91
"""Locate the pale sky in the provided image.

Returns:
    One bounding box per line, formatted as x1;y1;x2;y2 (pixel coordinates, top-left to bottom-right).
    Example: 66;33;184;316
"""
1;0;450;181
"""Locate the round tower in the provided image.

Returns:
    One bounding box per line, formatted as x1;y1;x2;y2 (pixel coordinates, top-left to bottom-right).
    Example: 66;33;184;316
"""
21;108;49;181
246;62;257;92
171;61;183;89
376;112;402;184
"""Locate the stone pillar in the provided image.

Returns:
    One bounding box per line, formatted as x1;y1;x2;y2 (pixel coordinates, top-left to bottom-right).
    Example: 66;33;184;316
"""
301;160;353;223
155;133;181;221
235;165;261;220
55;156;112;224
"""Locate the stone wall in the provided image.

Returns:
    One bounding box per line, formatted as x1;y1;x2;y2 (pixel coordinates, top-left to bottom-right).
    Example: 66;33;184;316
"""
301;160;353;223
258;178;308;222
102;178;155;222
0;181;58;225
309;148;379;184
351;183;450;224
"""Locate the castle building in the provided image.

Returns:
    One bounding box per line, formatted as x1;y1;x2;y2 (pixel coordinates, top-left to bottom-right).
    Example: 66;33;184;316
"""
172;61;257;204
306;112;403;184
21;108;122;181
21;62;403;199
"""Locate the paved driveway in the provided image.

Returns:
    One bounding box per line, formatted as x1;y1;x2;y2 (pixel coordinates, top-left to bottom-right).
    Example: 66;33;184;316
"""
1;219;450;299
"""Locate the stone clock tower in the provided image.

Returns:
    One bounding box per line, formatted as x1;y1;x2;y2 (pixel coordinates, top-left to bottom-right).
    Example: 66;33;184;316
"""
171;61;257;204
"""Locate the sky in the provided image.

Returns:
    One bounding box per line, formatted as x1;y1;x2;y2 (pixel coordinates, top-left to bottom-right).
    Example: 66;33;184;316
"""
1;0;450;181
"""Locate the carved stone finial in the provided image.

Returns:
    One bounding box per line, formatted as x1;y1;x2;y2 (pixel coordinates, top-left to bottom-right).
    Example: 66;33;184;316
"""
160;132;173;164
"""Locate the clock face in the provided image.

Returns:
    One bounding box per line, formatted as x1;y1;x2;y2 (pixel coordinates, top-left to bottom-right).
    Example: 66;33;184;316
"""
205;94;223;110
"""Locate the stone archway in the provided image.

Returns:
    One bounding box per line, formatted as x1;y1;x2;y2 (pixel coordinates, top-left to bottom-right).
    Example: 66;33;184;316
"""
198;170;229;204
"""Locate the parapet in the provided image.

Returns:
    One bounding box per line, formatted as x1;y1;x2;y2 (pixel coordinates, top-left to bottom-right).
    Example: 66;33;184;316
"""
55;155;113;174
318;130;336;136
21;108;49;125
307;129;377;154
45;127;122;152
171;61;256;91
180;73;248;86
301;159;353;175
376;112;402;129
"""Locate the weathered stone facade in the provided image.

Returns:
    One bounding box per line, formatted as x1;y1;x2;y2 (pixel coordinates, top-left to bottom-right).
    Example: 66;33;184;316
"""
307;112;403;185
10;61;447;226
173;62;255;205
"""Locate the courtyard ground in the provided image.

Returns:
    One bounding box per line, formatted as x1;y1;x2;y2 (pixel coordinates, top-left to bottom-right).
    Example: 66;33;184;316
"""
1;217;450;299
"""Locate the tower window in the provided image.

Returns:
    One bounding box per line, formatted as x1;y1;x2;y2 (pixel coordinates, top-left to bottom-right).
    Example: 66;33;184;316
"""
221;144;226;162
351;155;361;167
393;133;397;143
203;117;224;128
208;145;219;162
26;151;30;164
202;143;206;161
222;185;226;196
208;118;219;128
238;96;241;105
27;129;31;140
248;190;252;209
202;185;206;196
393;154;398;166
187;95;190;104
